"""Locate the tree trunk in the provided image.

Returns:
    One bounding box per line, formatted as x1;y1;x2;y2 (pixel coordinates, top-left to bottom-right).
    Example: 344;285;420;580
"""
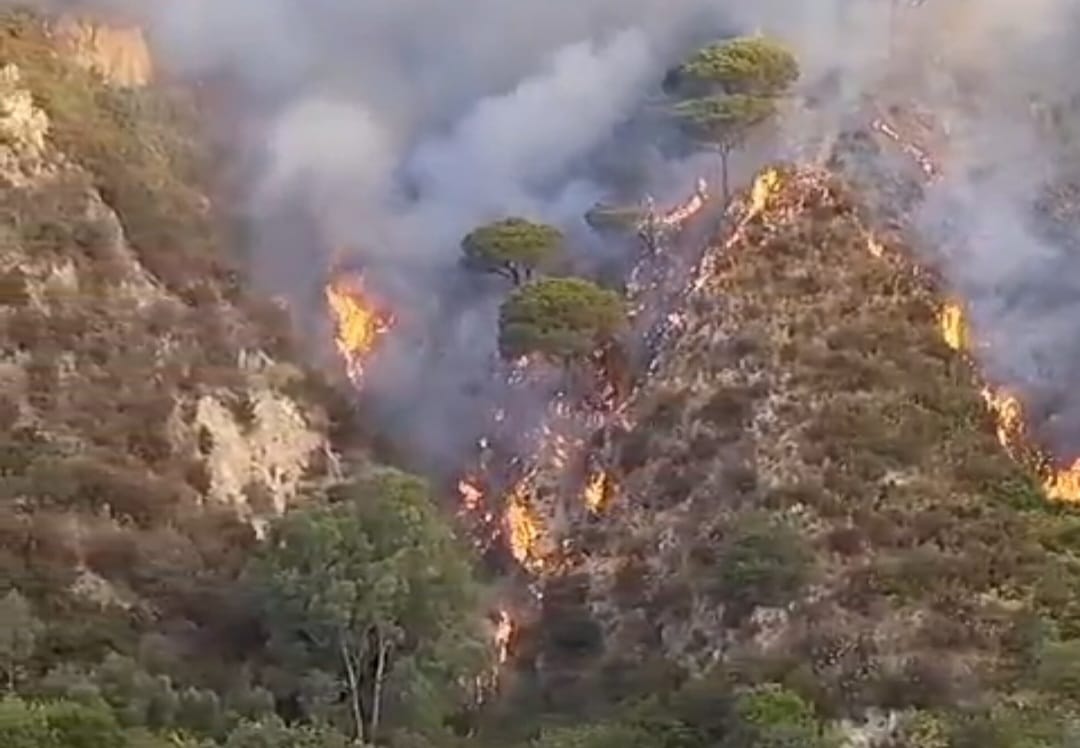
339;633;366;744
370;629;390;742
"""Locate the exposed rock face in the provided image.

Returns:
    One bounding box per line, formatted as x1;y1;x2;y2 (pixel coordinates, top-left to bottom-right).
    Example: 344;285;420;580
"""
52;15;153;87
0;64;51;182
0;11;334;622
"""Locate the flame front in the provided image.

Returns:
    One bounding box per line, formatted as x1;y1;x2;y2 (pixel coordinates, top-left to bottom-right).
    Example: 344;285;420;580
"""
937;301;1080;501
583;470;613;514
325;274;392;386
939;302;966;352
749;168;781;217
505;479;545;572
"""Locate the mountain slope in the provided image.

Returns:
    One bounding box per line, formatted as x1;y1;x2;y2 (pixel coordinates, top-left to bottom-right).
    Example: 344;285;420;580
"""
513;165;1080;733
0;9;341;666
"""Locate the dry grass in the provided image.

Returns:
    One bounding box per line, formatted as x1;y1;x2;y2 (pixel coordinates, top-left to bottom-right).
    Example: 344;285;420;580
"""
578;166;1080;718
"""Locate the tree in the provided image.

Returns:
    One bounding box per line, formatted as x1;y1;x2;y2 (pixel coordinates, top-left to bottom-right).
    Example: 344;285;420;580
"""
667;37;799;99
667;37;798;205
0;590;42;692
461;218;563;285
251;468;487;744
498;277;625;365
0;697;125;748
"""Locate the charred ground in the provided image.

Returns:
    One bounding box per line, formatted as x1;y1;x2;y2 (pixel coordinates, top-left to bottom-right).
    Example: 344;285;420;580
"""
495;165;1080;742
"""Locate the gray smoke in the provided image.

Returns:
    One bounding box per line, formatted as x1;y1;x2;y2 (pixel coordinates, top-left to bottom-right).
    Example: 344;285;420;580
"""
32;0;1080;463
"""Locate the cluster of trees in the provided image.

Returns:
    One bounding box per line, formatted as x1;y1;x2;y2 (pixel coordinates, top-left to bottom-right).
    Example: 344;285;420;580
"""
459;216;625;370
666;37;798;205
0;469;491;747
453;36;799;373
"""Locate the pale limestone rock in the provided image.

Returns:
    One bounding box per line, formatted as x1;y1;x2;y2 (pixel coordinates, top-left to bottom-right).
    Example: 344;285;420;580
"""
53;17;153;88
193;390;323;516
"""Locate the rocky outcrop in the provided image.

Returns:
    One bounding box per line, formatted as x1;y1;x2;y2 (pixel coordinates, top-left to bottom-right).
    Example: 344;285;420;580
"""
0;11;335;627
52;15;153;87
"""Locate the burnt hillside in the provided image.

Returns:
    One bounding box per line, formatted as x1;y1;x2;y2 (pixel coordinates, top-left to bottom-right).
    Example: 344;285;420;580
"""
506;166;1080;738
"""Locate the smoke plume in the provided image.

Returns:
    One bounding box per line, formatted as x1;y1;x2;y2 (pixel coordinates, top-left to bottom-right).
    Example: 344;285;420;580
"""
30;0;1080;464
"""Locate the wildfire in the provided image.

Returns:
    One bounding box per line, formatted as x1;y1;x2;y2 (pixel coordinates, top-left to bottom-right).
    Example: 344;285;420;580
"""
324;274;393;387
937;301;1080;501
657;177;710;227
866;235;886;258
458;478;483;512
749;168;782;218
583;469;613;514
870;116;939;179
938;301;966;351
505;478;545;572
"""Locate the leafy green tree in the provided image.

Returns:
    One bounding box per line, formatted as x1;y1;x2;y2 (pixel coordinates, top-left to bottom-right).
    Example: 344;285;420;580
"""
461;218;563;285
667;37;798;205
92;654;178;730
0;697;126;748
251;468;487;744
0;698;51;748
0;590;42;692
498;277;625;365
40;699;126;748
667;37;799;98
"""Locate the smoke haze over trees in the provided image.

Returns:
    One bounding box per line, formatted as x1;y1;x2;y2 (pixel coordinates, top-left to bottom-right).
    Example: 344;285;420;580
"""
28;0;1080;465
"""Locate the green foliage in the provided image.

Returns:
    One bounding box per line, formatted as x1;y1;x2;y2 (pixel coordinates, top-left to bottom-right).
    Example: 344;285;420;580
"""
726;685;827;748
528;721;658;748
498;277;625;363
0;590;42;691
462;218;563;285
710;514;812;619
667;36;798;200
673;95;778;152
669;37;799;98
251;468;486;742
0;697;124;748
222;716;350;748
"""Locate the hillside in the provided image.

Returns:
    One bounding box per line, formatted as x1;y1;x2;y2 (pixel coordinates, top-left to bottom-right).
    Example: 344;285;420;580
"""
5;6;1080;748
495;166;1080;743
0;7;343;677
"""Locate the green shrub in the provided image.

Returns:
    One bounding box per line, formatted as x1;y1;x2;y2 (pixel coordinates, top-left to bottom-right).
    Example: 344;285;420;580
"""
710;513;813;620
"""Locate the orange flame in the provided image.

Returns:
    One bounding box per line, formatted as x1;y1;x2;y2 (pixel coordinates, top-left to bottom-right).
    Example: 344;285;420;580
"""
657;177;710;226
748;168;781;218
979;385;1026;456
938;301;1080;501
505;478;545;572
866;235;886;258
938;301;966;352
458;478;483;512
583;470;613;514
325;274;392;386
